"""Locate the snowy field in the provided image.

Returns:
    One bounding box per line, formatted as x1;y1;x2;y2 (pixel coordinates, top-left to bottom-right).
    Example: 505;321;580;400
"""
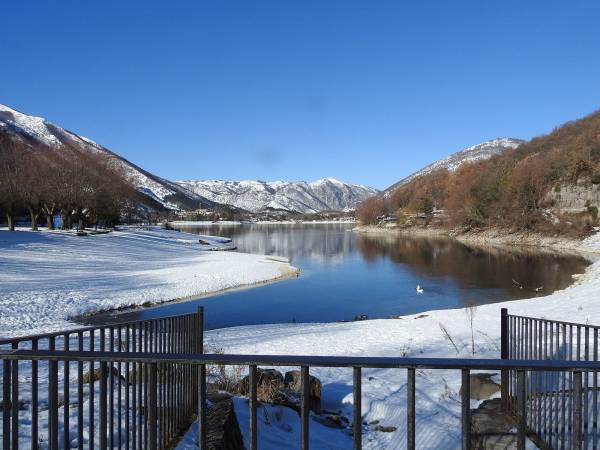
176;233;600;449
0;226;298;338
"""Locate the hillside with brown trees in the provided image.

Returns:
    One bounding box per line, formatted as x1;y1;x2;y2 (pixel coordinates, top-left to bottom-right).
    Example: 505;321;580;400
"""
358;109;600;237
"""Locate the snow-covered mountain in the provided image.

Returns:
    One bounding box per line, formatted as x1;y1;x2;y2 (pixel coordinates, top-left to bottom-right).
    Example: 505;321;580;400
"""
384;138;524;195
177;178;380;213
0;104;213;210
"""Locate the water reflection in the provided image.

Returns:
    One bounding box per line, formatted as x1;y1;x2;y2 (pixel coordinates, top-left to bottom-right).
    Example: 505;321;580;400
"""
84;224;589;329
356;234;585;300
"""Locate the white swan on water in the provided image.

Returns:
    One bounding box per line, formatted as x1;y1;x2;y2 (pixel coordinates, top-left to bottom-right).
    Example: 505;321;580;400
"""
416;285;424;294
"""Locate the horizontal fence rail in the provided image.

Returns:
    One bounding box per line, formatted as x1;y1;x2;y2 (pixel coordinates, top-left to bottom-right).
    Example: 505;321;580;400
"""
2;349;600;450
502;308;600;450
0;310;203;450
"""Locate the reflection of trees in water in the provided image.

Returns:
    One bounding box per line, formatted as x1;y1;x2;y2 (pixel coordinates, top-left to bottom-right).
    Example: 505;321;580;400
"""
178;224;589;299
356;235;589;297
179;224;357;261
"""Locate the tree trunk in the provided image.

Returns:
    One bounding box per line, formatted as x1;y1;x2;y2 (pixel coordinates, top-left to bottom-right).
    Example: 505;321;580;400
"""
6;214;15;231
61;211;72;230
46;214;54;230
29;207;39;231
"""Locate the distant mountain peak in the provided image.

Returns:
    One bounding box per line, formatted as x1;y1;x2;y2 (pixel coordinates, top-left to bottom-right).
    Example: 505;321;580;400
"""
384;137;524;194
177;178;380;213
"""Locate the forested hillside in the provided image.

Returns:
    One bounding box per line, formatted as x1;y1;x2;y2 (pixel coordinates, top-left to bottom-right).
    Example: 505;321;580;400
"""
358;109;600;236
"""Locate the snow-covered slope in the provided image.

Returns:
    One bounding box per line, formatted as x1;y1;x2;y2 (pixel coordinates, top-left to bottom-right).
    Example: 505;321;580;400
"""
0;104;212;210
177;178;380;213
384;138;524;195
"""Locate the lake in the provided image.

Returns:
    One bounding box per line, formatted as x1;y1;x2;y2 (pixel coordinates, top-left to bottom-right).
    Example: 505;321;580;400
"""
85;223;589;330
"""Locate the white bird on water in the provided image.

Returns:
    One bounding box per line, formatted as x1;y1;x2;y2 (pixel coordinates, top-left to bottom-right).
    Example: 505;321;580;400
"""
416;285;424;294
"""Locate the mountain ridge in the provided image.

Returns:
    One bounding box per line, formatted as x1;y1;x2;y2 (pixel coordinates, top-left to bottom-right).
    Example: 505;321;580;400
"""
177;178;380;213
0;103;215;210
384;137;524;195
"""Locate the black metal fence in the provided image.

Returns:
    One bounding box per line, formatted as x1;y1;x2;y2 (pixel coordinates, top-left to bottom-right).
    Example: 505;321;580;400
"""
0;310;203;450
2;308;599;450
502;308;600;449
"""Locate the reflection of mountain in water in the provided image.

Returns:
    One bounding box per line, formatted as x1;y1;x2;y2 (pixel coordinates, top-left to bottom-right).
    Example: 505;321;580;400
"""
90;224;591;328
356;234;589;299
178;223;357;263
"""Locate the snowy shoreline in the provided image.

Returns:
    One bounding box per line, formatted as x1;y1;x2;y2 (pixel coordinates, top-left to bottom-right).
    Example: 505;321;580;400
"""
0;226;299;338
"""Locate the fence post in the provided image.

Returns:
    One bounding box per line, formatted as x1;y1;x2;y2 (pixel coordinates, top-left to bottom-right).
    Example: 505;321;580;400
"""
501;308;509;408
198;364;207;450
461;369;471;450
301;366;310;450
573;371;582;450
353;367;362;450
3;360;11;450
148;363;158;450
197;306;204;354
407;368;416;450
517;370;526;450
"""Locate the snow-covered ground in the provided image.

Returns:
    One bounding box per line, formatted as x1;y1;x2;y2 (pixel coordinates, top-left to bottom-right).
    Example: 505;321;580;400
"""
0;226;297;338
175;233;600;449
2;226;599;449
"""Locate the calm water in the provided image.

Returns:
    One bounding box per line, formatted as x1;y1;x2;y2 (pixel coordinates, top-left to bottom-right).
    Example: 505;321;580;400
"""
85;223;589;330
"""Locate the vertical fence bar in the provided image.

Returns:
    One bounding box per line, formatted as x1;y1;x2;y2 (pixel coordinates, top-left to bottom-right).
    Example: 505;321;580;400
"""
407;368;416;450
501;308;509;408
353;367;362;450
461;369;471;450
77;332;83;450
301;366;310;450
249;365;258;450
49;337;58;450
109;328;114;450
11;342;18;450
148;363;157;450
89;331;95;450
594;329;598;450
517;370;526;450
99;361;108;450
117;326;123;450
198;364;207;450
3;359;10;450
63;334;70;450
31;338;38;450
574;371;582;450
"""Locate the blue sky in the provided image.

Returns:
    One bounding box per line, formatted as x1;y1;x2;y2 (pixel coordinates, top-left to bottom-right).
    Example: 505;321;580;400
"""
2;1;600;189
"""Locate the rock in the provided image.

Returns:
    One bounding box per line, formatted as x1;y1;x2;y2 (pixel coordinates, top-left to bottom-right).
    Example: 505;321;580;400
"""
235;369;285;402
206;395;245;450
312;414;349;429
373;425;397;433
0;399;28;411
354;314;368;321
83;366;124;384
470;398;518;449
284;370;322;413
460;373;501;401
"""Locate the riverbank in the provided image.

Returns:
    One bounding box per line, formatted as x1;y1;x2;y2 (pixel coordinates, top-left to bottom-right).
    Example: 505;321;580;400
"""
0;226;298;338
354;224;600;256
176;231;600;449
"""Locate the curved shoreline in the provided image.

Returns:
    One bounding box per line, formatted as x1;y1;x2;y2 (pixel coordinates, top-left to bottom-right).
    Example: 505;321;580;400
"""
77;264;300;324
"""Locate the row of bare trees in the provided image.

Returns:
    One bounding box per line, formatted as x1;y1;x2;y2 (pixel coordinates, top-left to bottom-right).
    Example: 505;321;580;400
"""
0;132;148;231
